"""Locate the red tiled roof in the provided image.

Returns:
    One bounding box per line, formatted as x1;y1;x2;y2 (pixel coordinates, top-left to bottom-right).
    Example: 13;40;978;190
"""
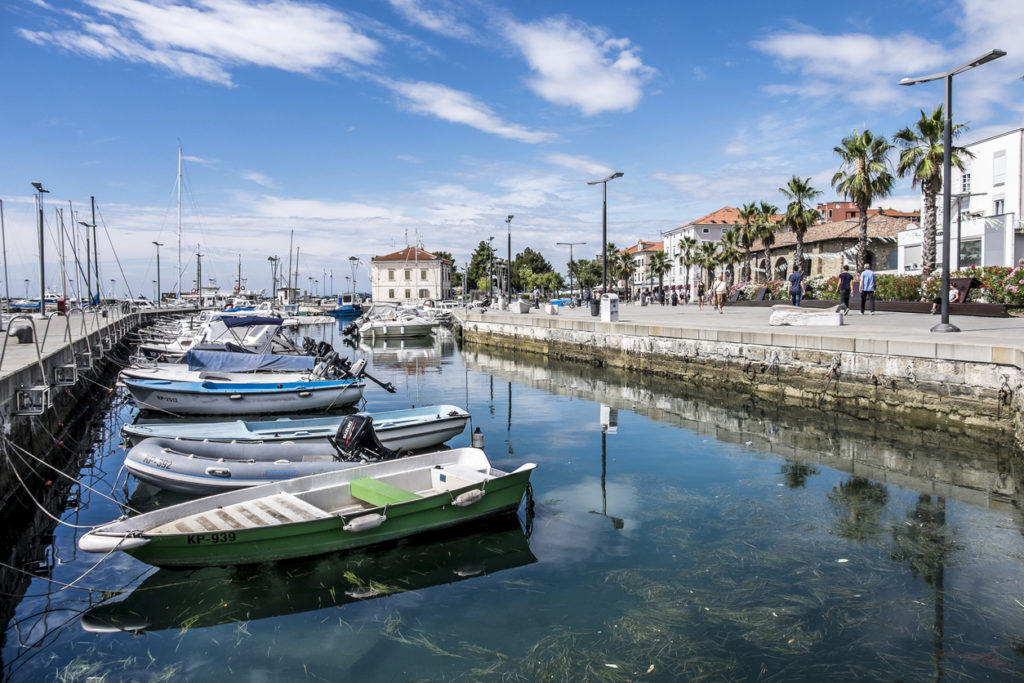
752;214;915;250
623;240;664;254
372;246;451;262
674;206;783;230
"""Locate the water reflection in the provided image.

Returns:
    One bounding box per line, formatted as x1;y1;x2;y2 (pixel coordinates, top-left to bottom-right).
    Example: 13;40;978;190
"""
81;514;534;634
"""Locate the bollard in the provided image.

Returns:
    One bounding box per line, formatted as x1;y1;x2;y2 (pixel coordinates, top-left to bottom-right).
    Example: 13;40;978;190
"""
10;325;34;344
471;427;484;448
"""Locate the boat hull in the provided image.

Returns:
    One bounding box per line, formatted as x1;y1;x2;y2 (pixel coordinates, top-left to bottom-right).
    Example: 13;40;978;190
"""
124;378;364;415
80;449;535;568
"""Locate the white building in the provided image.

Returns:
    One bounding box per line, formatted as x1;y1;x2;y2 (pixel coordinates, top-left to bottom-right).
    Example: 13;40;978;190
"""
370;246;453;304
661;207;738;293
899;127;1024;272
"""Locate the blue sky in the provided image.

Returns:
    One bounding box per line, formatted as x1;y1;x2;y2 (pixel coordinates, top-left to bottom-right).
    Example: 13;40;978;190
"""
2;0;1022;298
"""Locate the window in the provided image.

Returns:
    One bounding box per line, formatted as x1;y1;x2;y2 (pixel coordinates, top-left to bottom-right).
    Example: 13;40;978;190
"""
419;289;429;298
828;209;833;219
388;289;395;298
702;228;710;234
404;289;411;299
404;270;411;280
388;270;395;281
421;269;427;280
994;198;1005;215
961;173;971;193
903;244;922;271
993;150;1006;186
959;239;981;268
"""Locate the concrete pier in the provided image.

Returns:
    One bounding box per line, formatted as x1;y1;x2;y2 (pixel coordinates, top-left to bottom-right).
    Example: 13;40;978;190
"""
454;302;1024;450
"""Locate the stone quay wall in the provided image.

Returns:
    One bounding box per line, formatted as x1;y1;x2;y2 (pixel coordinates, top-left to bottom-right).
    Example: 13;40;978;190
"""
454;312;1023;450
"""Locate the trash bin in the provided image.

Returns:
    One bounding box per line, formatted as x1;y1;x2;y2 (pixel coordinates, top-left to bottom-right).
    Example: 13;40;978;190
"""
590;299;600;316
600;293;619;322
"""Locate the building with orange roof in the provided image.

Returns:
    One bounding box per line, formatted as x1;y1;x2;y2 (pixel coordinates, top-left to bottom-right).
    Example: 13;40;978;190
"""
370;245;453;303
621;239;664;293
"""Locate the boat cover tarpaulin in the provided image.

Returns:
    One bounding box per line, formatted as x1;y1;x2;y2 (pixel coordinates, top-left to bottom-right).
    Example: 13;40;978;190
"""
216;315;283;328
184;350;315;372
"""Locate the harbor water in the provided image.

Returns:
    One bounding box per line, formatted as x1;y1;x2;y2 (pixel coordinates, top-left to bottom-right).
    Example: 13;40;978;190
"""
3;325;1024;681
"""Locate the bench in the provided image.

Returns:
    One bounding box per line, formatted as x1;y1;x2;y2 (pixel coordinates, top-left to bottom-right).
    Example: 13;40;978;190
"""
350;477;421;507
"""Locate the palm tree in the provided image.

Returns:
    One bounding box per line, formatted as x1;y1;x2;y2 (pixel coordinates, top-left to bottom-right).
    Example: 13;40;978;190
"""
893;106;973;278
677;236;697;296
780;176;822;274
649;250;670;303
719;227;744;286
617;250;636;300
832;129;895;271
696;241;719;289
756;201;780;282
601;242;618;293
735;202;759;282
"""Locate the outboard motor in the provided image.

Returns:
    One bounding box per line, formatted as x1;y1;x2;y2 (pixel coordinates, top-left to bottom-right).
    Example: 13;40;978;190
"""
330;415;400;462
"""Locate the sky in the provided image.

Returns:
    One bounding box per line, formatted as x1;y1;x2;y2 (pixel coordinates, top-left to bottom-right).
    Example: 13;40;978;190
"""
1;0;1023;299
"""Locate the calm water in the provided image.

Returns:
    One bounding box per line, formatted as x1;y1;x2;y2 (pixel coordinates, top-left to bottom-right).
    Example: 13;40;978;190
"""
4;324;1024;681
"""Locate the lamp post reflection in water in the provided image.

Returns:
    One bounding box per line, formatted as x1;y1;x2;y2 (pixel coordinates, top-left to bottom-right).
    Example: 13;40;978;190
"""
590;404;624;529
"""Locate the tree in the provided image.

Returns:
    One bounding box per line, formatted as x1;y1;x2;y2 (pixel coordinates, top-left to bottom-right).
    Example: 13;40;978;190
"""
756;201;780;282
617;250;635;300
893;106;972;278
832;129;895;271
511;248;553;292
467;241;495;291
735;202;759;281
573;259;601;289
718;227;744;285
696;241;719;288
780;176;823;275
677;236;697;294
649;250;671;303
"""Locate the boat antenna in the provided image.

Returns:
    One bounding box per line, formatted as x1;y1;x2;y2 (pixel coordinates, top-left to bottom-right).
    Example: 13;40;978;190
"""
177;146;182;301
0;200;8;312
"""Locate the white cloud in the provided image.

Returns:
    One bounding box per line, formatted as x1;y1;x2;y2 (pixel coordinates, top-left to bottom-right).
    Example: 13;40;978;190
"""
692;66;707;81
386;0;474;40
544;153;612;177
505;17;655;115
752;31;947;109
385;79;557;143
241;171;275;188
19;0;382;86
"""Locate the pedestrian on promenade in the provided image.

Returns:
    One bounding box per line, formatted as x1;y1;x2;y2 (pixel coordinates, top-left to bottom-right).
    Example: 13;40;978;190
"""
713;274;728;314
671;290;678;306
788;266;805;306
859;264;876;315
533;287;540;309
697;281;706;310
837;264;853;314
584;287;591;308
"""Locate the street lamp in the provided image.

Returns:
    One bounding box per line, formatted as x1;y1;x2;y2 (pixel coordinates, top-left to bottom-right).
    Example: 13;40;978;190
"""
587;172;623;293
31;182;49;314
506;215;513;299
348;256;359;296
899;48;1005;333
153;241;163;308
268;255;280;300
556;241;587;300
487;236;495;301
110;279;116;300
24;278;29;299
152;279;157;302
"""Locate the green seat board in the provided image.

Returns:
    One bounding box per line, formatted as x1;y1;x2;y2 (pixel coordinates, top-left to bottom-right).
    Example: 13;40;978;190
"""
350;477;421;506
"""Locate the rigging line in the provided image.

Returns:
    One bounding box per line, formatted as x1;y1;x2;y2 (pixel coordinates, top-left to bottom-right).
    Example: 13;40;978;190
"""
92;202;135;300
2;434;141;519
0;559;149;597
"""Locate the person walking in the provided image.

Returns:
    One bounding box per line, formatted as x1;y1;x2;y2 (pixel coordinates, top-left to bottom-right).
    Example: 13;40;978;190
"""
696;281;706;310
532;287;540;309
837;264;853;314
788;266;805;306
859;264;876;315
713;274;728;314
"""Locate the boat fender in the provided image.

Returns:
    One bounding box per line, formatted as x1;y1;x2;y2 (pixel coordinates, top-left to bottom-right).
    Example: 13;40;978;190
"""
205;467;231;478
452;489;484;507
229;394;243;400
273;459;289;465
342;513;386;532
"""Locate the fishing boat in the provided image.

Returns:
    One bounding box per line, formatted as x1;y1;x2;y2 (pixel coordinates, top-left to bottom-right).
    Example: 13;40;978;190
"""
79;448;537;568
120;349;322;383
136;315;299;360
331;292;363;318
122;404;469;448
79;516;535;633
356;303;438;339
121;408;472;494
123;376;364;415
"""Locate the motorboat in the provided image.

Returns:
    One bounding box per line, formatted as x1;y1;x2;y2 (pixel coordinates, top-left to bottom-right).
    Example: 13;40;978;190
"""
122;376;365;415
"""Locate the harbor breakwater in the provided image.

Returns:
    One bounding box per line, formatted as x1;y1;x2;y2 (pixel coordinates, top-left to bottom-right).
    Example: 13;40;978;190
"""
454;309;1023;452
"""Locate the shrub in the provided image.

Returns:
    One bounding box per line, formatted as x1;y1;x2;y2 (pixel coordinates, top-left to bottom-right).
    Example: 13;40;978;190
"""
875;274;923;301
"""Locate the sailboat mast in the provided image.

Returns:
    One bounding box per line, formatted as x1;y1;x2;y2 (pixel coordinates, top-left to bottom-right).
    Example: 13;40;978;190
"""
287;229;294;304
177;146;182;301
0;200;8;312
237;253;242;294
91;196;98;301
58;208;67;299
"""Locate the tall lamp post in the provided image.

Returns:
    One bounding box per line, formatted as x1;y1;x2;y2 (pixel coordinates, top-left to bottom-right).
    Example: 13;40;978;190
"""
899;48;1005;333
153;241;163;308
505;215;513;299
487;236;495;301
31;182;49;314
268;255;280;300
556;241;587;300
587;172;623;293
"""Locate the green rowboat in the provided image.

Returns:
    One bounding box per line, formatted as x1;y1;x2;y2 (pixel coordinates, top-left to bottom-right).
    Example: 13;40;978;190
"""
79;448;535;568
